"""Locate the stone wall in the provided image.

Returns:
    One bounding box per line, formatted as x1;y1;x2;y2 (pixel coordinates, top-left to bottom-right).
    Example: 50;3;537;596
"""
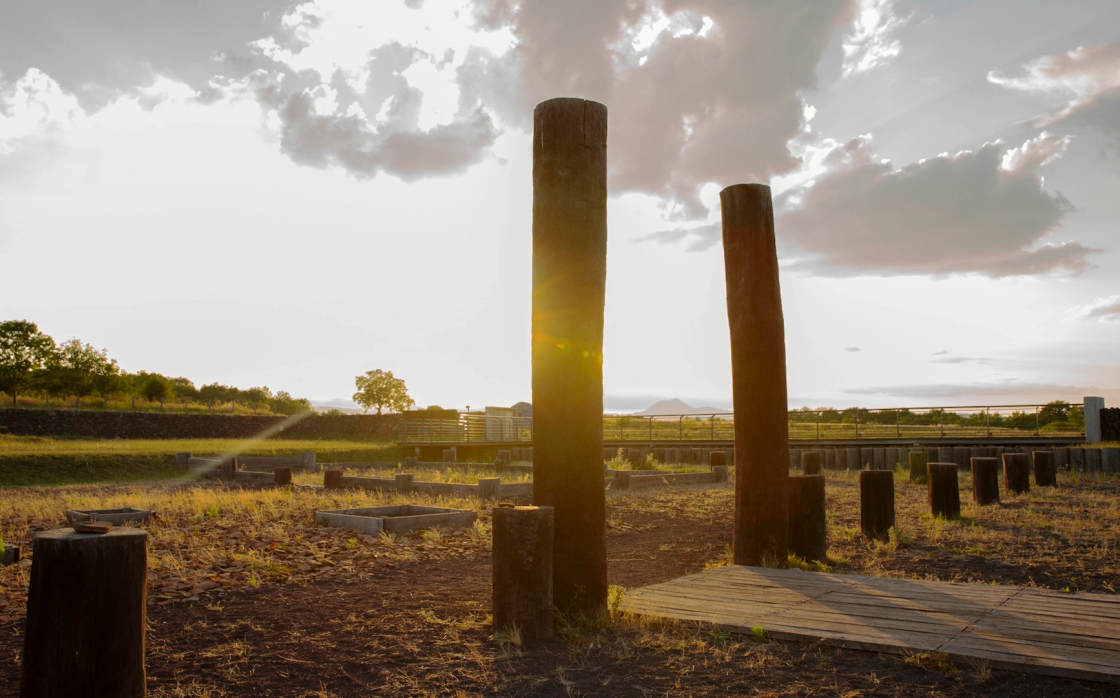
0;409;400;441
1103;407;1120;442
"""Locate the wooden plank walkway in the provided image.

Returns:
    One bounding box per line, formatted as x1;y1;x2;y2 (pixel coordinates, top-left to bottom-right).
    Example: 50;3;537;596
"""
621;566;1120;684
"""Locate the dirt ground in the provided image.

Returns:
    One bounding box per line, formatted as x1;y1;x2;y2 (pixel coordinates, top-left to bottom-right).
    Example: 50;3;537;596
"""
1;473;1118;696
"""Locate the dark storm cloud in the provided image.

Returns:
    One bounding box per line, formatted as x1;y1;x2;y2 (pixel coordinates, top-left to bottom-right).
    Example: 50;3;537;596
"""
460;0;856;216
0;0;293;108
775;133;1097;277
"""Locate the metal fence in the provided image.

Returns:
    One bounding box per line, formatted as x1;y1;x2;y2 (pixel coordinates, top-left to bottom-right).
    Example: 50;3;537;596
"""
397;403;1086;443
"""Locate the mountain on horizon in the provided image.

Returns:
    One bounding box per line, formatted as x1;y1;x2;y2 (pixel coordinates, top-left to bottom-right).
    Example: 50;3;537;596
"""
631;398;731;416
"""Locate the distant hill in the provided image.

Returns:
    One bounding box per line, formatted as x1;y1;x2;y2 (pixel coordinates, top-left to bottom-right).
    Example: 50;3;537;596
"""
632;398;731;416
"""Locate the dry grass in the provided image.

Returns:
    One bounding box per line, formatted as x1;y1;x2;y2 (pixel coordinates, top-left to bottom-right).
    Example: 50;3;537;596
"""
0;482;492;624
291;465;533;486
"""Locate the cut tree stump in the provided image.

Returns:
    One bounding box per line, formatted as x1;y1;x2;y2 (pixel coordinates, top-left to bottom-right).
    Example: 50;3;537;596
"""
1003;453;1030;495
324;469;343;489
908;451;929;484
275;467;292;487
21;528;147;697
860;470;894;540
1033;451;1057;487
927;463;961;519
801;451;822;475
971;457;1000;505
493;505;554;642
721;182;789;565
788;475;826;562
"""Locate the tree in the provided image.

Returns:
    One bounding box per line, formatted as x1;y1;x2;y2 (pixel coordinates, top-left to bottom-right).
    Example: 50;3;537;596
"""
42;339;114;407
141;374;171;403
352;369;414;415
0;320;56;406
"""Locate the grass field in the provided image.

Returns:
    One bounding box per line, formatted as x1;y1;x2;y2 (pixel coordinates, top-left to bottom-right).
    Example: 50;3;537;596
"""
1;470;1117;695
0;436;402;488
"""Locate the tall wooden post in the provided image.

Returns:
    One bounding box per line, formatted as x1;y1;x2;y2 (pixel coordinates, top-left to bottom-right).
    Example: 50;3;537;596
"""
21;528;148;697
531;97;608;619
721;183;789;565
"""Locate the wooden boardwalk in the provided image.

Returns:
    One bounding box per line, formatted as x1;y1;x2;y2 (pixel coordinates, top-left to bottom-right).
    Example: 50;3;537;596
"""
622;566;1120;683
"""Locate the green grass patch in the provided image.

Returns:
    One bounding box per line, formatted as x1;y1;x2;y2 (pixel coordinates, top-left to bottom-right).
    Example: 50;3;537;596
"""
0;435;401;488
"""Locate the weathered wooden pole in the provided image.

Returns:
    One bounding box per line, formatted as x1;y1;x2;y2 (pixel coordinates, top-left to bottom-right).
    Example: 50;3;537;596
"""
801;451;822;475
721;183;789;565
927;463;961;518
860;470;894;540
909;451;929;483
971;457;1000;505
274;466;292;487
1033;451;1057;487
324;468;343;489
492;505;554;641
710;450;728;469
1003;453;1030;494
788;475;827;562
531;97;608;619
21;528;148;697
478;477;501;501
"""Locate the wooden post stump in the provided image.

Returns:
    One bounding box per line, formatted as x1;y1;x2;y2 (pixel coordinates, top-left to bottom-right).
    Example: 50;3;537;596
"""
1003;453;1030;494
721;183;789;566
478;477;501;501
971;457;1000;505
395;473;415;493
908;451;929;484
927;463;961;519
788;475;826;562
614;470;631;490
713;465;730;483
274;467;292;487
2;546;19;565
220;457;236;481
21;528;148;697
801;451;821;475
627;448;642;469
493;505;554;641
175;451;191;470
710;451;727;469
1033;451;1057;487
324;469;343;489
859;470;894;540
443;449;455;463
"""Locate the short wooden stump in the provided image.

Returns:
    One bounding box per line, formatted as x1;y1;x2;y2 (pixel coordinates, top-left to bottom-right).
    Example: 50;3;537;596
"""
493;505;554;641
21;527;148;698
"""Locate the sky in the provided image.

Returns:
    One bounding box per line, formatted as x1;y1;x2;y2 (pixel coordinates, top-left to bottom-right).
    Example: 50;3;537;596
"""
1;0;1118;413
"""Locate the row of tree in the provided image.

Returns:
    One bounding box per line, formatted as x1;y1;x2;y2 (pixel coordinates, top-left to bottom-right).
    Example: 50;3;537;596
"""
0;320;312;414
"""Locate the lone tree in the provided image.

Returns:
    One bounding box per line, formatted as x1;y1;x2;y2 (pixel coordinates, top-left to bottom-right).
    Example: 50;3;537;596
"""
353;369;414;415
0;320;56;406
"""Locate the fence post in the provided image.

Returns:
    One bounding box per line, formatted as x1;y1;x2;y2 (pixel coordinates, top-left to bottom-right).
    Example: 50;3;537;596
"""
649;417;653;441
896;409;900;439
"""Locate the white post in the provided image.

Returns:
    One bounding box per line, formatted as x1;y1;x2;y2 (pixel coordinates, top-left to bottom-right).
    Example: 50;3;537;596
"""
1085;396;1104;443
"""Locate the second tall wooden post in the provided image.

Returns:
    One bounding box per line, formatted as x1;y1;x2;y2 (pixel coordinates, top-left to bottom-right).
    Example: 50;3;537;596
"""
531;97;609;619
721;183;789;565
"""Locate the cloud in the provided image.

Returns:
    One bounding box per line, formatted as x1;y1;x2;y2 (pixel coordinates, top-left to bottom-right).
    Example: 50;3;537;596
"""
844;347;861;352
844;381;1101;401
635;221;720;251
931;356;993;365
989;42;1120;145
1073;295;1120;322
775;133;1097;277
842;0;907;76
0;0;291;109
0;69;85;154
460;0;857;216
930;350;948;355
